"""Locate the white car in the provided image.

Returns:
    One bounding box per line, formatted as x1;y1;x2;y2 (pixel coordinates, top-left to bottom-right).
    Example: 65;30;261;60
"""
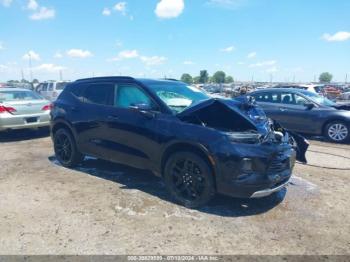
36;81;70;101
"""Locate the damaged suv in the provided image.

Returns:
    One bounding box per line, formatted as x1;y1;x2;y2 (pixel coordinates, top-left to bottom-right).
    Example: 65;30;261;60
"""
51;77;308;208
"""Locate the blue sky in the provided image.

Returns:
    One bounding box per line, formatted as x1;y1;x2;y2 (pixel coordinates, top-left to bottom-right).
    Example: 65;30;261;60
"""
0;0;350;82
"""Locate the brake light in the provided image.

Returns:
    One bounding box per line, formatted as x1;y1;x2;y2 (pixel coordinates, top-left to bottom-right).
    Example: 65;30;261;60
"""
42;104;53;111
0;105;16;114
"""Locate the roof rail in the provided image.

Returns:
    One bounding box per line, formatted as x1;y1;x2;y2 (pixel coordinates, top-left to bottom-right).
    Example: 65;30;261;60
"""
76;76;135;82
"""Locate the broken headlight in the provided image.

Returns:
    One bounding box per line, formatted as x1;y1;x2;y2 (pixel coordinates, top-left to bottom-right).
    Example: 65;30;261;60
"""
227;132;262;144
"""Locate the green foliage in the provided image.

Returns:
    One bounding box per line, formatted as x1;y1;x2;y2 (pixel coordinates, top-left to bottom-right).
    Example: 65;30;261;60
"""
225;75;234;83
319;72;333;83
180;73;193;84
199;70;209;84
193;76;200;84
212;71;226;83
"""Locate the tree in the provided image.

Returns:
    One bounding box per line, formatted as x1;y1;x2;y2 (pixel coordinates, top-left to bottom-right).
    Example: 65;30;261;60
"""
319;72;333;83
193;76;200;84
225;76;234;83
212;71;226;84
180;73;193;84
32;79;39;84
199;70;209;84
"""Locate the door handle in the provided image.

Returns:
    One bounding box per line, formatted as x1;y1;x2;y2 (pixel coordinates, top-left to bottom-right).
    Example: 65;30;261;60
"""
107;115;119;121
279;107;287;112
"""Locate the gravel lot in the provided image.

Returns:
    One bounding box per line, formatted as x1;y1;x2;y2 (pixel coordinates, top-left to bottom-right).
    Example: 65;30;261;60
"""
0;129;349;255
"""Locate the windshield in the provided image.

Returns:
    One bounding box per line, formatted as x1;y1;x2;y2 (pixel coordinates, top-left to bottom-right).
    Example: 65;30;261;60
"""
299;90;336;106
146;82;209;113
0;90;43;102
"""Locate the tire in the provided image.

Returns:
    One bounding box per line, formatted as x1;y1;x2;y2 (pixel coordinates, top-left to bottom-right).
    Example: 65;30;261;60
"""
53;128;84;167
163;151;215;208
324;121;350;143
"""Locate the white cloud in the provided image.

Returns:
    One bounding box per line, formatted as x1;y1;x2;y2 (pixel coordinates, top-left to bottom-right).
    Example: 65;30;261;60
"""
249;60;276;67
322;31;350;42
140;56;167;66
237;61;245;65
102;8;111;16
0;42;4;50
1;0;12;7
220;46;235;52
155;0;184;19
114;2;127;15
247;52;256;58
22;50;41;61
54;51;63;59
183;60;195;65
30;6;55;20
27;0;38;10
67;49;93;58
33;63;65;72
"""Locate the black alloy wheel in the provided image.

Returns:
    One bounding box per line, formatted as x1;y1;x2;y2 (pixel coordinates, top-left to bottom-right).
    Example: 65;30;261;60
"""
164;152;215;208
53;128;84;167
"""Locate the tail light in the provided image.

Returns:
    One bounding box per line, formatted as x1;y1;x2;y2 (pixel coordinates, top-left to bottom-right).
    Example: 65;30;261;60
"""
0;105;16;114
42;104;53;111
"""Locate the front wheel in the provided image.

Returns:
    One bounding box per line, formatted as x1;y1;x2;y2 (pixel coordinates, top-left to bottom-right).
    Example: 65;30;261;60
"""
53;128;84;167
164;152;215;208
325;121;349;143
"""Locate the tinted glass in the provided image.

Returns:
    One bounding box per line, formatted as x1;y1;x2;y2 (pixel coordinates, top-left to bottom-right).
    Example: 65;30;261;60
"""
84;83;114;106
48;83;54;91
42;83;48;91
115;84;153;108
253;92;280;103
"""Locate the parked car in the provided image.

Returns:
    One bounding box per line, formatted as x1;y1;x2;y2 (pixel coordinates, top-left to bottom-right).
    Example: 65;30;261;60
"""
249;88;350;143
0;88;51;131
51;77;308;208
36;81;70;101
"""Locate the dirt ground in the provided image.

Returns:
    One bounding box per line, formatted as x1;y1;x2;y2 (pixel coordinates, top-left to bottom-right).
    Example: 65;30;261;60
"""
0;129;349;255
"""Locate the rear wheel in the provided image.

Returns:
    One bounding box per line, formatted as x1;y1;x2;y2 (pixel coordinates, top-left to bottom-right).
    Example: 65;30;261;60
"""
53;128;84;167
325;121;349;143
164;152;215;208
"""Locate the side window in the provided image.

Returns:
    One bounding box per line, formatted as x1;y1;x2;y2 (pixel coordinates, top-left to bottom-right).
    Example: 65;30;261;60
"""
115;84;155;109
295;94;309;105
280;92;295;104
48;83;54;91
253;92;280;103
36;84;43;92
42;83;48;91
83;83;114;106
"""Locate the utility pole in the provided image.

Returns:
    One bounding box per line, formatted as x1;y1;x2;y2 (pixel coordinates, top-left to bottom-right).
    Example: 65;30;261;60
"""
21;69;24;80
29;53;33;82
345;73;348;84
293;74;296;83
269;73;273;83
59;70;63;81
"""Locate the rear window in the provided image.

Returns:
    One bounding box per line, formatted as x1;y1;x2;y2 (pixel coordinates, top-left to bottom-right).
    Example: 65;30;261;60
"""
56;82;69;90
0;91;43;102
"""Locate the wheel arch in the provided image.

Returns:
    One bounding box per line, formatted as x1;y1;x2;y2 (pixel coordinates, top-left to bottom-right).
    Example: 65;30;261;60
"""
160;142;217;183
322;117;349;135
51;120;77;142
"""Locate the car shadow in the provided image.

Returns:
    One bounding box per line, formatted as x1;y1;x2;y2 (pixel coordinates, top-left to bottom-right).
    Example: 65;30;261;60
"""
0;128;50;143
49;156;286;218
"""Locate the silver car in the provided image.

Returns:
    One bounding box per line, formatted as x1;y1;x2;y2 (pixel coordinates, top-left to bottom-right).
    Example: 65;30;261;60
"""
0;88;51;131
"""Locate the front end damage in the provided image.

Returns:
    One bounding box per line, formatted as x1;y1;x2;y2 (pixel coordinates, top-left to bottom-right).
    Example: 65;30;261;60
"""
177;97;309;198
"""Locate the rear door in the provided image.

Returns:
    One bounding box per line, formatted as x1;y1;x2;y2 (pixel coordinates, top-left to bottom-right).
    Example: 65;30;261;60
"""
76;82;116;157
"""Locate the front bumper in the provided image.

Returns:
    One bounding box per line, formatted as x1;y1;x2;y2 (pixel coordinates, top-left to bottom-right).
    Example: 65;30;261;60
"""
250;180;289;198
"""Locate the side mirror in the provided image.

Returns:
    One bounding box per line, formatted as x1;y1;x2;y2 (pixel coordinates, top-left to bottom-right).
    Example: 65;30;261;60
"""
304;102;315;110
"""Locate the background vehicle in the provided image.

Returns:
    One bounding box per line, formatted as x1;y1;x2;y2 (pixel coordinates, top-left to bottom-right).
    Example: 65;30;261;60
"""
51;77;307;208
250;88;350;143
36;81;70;101
0;88;51;131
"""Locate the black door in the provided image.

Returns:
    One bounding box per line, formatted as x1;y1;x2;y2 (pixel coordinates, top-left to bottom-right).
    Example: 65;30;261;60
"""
101;82;164;171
